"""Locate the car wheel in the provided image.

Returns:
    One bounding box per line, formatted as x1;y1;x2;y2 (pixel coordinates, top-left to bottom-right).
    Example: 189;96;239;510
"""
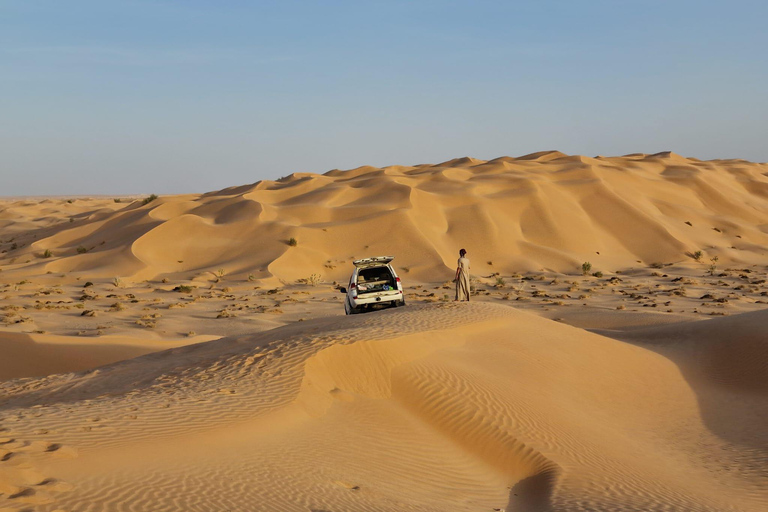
346;298;360;315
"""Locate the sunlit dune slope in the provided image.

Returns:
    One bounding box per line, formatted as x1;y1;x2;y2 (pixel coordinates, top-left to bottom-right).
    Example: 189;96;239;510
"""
2;151;767;283
1;303;765;511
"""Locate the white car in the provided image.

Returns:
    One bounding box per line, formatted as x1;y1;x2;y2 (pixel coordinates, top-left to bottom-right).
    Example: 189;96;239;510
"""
339;256;405;315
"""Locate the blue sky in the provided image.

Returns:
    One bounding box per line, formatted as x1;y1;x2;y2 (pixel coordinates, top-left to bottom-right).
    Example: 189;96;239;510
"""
2;0;767;195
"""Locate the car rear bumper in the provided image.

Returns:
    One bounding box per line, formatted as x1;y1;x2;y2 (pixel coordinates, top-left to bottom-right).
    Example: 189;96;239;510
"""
351;291;403;307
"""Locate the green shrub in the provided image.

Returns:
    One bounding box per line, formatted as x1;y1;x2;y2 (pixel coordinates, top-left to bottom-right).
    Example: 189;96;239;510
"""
141;194;158;206
174;285;194;293
288;237;298;247
581;262;592;275
42;249;53;258
707;256;719;276
693;250;703;261
592;271;603;278
77;246;88;254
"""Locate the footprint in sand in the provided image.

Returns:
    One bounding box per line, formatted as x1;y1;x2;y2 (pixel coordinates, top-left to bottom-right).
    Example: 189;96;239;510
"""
333;480;361;491
37;478;75;492
7;486;54;505
47;444;78;459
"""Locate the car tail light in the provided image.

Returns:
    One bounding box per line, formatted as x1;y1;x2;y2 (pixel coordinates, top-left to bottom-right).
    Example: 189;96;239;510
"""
395;277;400;282
350;283;356;288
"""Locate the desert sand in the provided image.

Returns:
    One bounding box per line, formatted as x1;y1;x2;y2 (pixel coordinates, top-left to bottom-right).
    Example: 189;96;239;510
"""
1;151;767;511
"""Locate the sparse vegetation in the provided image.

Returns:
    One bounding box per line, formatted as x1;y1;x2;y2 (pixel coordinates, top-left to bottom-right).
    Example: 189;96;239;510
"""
174;285;195;293
581;262;592;275
494;276;505;288
592;271;603;278
77;245;88;254
288;237;298;247
141;194;158;206
248;273;256;282
707;256;719;276
112;277;123;288
693;250;703;262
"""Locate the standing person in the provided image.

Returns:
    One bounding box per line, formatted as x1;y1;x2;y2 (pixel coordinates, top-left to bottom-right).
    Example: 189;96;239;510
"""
454;248;471;302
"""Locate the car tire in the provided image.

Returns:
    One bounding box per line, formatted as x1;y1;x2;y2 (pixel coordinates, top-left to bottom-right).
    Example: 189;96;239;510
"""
345;298;361;315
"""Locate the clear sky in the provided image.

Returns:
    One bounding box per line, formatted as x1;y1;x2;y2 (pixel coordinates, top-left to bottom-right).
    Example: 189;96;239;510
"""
2;0;767;196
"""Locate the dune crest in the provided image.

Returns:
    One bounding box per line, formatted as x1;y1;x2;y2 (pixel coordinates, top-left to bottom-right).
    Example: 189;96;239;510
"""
1;152;767;283
0;303;765;511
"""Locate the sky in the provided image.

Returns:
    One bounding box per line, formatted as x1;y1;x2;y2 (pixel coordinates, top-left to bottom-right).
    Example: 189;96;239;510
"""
1;0;767;196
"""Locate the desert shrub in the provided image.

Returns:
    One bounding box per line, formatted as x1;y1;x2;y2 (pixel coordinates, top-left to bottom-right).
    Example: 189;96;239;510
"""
592;271;603;278
693;250;703;261
141;194;158;206
248;273;256;282
77;246;88;254
113;198;122;203
112;277;123;288
174;285;194;293
42;249;53;258
83;281;94;288
707;256;719;276
495;276;505;288
288;237;298;247
581;262;592;275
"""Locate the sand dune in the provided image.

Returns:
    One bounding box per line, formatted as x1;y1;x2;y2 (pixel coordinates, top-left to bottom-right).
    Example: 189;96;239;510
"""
1;152;767;285
0;332;209;381
2;152;768;511
0;303;765;511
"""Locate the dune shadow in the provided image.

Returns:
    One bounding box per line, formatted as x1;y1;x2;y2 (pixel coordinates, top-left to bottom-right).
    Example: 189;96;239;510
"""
505;468;558;512
591;310;768;466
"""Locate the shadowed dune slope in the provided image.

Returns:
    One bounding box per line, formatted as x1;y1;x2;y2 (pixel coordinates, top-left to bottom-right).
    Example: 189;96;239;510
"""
2;152;767;283
1;303;765;511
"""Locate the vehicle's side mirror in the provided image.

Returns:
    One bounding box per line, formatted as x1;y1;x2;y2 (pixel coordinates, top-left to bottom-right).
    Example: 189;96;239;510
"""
339;287;347;294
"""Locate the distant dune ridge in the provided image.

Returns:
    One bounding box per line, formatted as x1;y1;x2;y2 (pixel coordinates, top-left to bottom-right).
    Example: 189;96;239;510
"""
2;151;768;284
